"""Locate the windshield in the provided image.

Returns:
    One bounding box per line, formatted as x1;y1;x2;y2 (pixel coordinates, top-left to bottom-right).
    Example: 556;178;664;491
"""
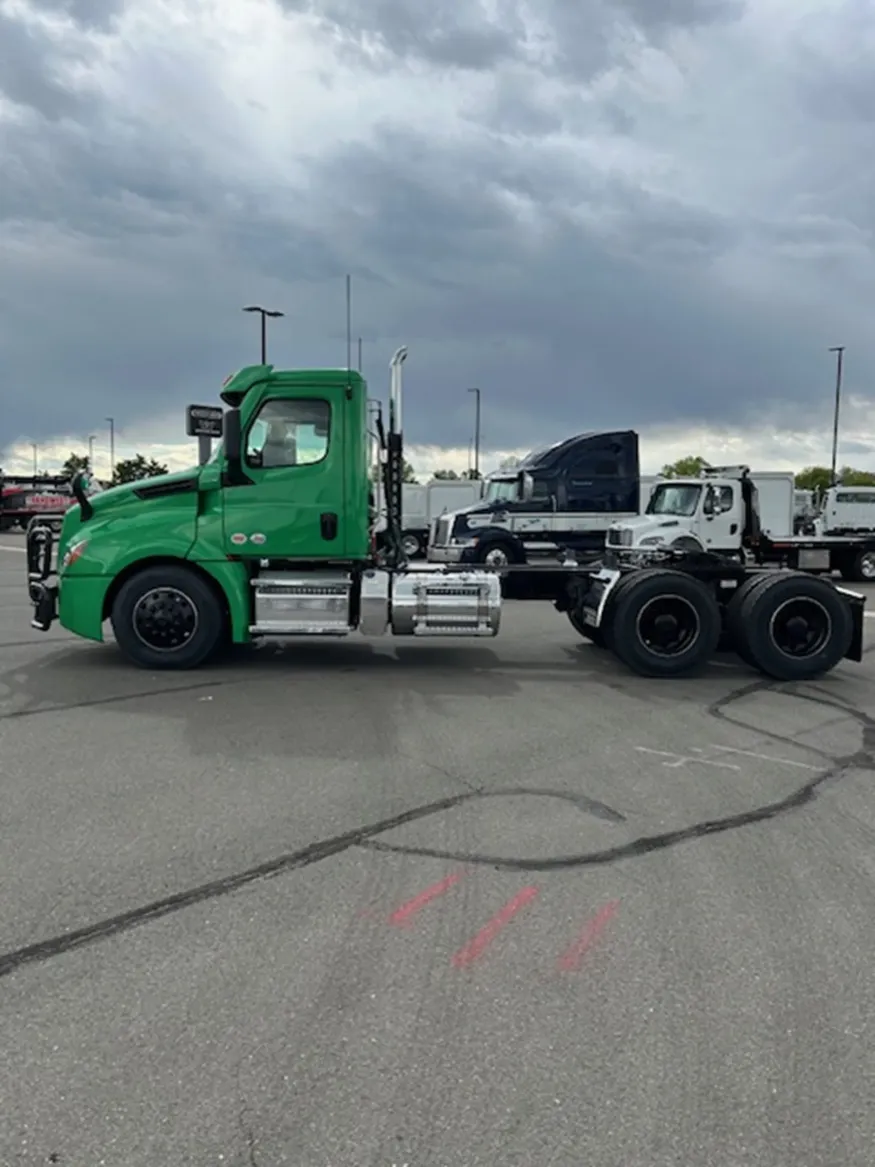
483;478;517;503
647;483;702;517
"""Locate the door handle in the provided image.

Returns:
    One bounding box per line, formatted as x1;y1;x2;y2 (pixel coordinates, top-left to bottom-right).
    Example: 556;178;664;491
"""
320;512;338;540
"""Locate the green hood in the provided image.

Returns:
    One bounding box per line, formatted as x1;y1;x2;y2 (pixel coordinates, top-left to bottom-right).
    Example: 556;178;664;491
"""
88;466;202;513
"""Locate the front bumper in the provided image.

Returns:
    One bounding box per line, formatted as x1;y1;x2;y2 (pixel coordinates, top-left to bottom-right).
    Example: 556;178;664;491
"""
26;522;58;632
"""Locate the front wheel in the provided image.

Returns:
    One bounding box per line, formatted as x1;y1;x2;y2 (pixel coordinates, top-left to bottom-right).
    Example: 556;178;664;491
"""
110;565;225;670
471;539;521;570
401;531;424;559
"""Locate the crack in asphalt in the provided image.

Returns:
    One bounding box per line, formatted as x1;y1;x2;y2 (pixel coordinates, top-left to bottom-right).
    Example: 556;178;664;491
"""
0;673;871;981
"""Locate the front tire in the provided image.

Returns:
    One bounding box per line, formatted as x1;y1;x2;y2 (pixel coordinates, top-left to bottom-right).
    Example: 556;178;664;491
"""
472;539;520;568
111;565;225;670
401;531;424;559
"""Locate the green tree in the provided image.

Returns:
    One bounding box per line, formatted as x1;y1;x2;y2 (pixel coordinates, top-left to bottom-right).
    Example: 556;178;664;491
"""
61;452;90;479
839;466;875;486
659;455;708;478
462;469;481;480
112;454;169;485
432;468;460;479
795;465;875;490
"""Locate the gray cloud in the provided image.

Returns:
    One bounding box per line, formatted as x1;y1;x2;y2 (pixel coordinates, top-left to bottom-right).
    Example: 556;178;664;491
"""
2;0;875;465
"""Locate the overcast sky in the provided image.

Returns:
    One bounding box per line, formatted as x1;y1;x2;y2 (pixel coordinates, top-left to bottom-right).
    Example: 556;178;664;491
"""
2;0;875;477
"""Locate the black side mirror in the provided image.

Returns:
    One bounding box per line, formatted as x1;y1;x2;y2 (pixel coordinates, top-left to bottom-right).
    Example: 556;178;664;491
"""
71;470;94;520
225;408;241;462
223;409;251;486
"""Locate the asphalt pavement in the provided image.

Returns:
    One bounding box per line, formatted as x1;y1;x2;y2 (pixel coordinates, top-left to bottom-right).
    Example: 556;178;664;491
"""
2;531;875;1166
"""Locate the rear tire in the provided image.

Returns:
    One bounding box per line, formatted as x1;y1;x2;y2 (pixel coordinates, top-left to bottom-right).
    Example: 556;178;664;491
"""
111;564;225;670
608;569;721;677
734;572;852;681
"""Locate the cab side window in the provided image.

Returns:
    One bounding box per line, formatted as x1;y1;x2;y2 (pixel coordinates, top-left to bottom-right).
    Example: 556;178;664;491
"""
245;399;331;469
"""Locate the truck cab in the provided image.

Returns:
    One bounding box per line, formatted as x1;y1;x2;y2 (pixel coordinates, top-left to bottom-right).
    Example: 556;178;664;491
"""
605;466;790;556
427;430;642;567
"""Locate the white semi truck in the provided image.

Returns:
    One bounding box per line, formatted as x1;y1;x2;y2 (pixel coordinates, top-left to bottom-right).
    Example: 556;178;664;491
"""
606;466;875;581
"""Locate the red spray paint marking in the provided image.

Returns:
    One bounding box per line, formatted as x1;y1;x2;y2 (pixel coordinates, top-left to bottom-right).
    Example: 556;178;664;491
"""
557;900;620;972
451;886;540;967
388;872;463;928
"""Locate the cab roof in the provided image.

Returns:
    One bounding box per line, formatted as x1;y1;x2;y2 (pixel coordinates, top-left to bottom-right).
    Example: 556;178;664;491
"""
219;365;366;407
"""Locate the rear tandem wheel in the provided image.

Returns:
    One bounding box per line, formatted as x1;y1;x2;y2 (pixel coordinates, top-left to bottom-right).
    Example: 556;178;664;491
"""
725;571;853;681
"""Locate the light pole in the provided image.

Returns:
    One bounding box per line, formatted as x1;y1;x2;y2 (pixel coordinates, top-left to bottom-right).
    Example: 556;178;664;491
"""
468;387;481;479
829;346;845;486
243;305;284;364
31;442;38;476
106;417;115;480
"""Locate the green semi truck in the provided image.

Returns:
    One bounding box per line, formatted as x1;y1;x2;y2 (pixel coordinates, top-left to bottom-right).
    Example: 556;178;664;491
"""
25;348;866;681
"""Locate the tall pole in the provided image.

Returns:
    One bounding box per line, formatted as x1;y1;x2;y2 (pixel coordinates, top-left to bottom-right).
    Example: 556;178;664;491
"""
829;346;845;486
357;336;362;373
243;306;284;364
31;442;37;476
106;417;115;480
468;387;481;479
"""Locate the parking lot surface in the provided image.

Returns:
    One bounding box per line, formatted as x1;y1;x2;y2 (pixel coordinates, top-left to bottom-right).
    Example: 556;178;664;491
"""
3;532;875;1165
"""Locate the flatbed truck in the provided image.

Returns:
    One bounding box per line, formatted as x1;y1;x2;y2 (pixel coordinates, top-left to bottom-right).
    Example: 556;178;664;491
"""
24;349;865;681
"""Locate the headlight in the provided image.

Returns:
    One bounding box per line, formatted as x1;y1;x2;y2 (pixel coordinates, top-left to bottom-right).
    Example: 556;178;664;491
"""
61;538;89;569
638;536;665;547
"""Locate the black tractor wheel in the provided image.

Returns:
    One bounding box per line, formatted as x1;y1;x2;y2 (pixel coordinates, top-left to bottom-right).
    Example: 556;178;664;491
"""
472;539;521;569
111;564;226;670
733;572;853;681
607;569;722;677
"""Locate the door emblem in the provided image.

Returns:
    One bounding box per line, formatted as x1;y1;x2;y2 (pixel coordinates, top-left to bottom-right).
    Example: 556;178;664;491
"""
230;532;247;545
250;533;266;545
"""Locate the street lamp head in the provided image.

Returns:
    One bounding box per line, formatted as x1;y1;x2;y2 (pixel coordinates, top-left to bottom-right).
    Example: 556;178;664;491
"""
829;345;845;352
243;306;284;317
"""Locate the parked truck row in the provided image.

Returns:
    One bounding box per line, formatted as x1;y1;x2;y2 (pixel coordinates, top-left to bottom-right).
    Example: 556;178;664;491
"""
425;431;875;583
24;348;865;684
